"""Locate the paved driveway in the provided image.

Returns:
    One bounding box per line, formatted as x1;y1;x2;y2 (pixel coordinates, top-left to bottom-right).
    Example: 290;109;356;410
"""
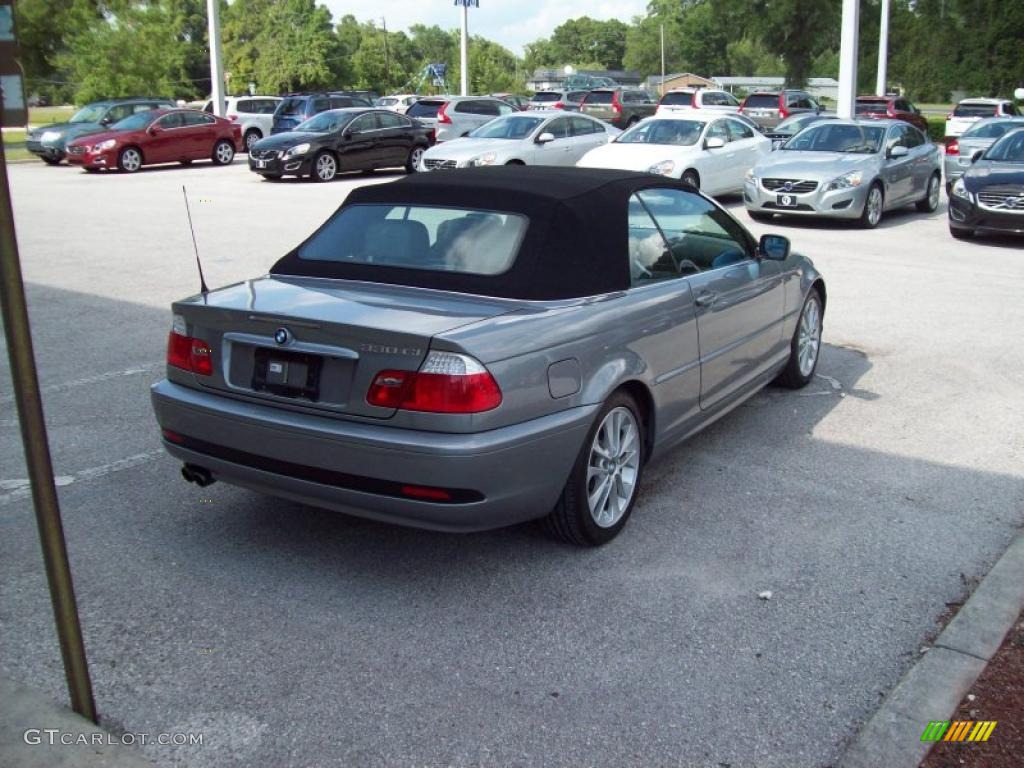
1;159;1022;767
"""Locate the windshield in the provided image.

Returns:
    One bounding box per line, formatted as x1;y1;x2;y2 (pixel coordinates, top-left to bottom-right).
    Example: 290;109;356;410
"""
783;123;885;153
963;120;1024;140
70;105;108;123
617;119;704;145
470;115;544;139
295;111;349;133
298;204;528;275
109;111;159;131
983;129;1024;162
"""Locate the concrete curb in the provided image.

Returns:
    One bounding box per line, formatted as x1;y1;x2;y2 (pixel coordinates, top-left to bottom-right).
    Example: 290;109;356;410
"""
838;531;1024;768
0;677;154;767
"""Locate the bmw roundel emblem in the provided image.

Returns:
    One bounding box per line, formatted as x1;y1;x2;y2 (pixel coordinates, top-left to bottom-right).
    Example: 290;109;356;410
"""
274;327;292;345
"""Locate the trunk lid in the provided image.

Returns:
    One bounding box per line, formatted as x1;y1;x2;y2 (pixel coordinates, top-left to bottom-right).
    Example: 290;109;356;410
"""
173;276;522;418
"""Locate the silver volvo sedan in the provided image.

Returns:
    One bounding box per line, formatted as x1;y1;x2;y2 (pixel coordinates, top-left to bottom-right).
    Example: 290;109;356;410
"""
151;167;826;545
744;119;942;228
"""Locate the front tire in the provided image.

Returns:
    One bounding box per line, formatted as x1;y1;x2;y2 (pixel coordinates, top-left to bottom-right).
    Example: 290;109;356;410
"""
244;129;262;153
774;289;824;388
212;140;235;165
542;392;645;546
916;172;940;213
311;151;337;182
41;153;63;166
118;146;143;173
859;183;883;228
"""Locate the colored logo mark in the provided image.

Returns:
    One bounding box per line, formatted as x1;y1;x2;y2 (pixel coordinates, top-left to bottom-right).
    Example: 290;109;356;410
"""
921;720;997;742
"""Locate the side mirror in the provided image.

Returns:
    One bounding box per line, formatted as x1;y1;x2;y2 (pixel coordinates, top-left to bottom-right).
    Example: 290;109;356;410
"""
971;149;985;163
147;125;162;135
536;132;555;144
343;129;353;140
705;136;726;149
889;145;909;158
99;116;112;126
758;234;790;261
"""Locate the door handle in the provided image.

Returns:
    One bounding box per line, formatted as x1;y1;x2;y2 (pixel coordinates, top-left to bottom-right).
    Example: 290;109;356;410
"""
695;290;717;308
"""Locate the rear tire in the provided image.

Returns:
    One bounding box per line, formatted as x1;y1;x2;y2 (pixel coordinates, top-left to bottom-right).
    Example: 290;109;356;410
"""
859;183;883;228
541;391;645;546
41;154;63;166
916;172;940;212
774;288;824;389
211;139;235;165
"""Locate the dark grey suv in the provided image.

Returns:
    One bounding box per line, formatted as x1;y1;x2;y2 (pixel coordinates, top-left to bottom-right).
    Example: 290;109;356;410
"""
26;97;176;164
271;92;373;134
579;88;657;129
739;90;822;131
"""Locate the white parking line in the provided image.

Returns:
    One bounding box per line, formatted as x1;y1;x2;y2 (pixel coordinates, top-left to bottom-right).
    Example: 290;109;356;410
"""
0;362;163;405
0;450;164;507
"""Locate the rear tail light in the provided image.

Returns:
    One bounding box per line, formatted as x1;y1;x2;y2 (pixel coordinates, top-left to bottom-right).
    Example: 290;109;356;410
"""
167;314;213;376
553;101;564;109
945;138;960;156
367;350;502;414
779;99;790;119
437;102;452;124
612;92;622;114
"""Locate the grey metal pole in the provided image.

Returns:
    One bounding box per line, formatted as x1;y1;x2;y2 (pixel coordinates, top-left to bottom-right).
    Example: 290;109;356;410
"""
837;0;860;119
876;0;890;96
0;141;97;723
660;24;665;96
460;4;469;96
207;0;225;115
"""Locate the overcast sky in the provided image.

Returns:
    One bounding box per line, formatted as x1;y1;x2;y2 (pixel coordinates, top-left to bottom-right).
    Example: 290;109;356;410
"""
321;1;650;57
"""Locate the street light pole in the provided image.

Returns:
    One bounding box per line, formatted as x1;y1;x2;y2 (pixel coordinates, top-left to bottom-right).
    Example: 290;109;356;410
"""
207;0;225;115
455;0;478;96
837;0;860;119
876;0;890;96
660;24;665;96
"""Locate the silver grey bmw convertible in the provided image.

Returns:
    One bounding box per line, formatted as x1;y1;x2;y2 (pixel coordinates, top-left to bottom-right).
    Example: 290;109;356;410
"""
151;166;826;545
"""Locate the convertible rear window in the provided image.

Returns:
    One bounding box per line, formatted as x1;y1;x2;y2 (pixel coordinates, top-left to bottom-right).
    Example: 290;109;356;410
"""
297;204;528;276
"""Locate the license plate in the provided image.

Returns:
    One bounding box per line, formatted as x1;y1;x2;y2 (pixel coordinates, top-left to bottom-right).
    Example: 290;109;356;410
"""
256;160;267;168
253;348;321;401
777;194;798;207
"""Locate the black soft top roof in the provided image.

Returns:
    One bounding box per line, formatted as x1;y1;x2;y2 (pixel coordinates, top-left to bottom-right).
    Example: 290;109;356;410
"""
270;166;684;300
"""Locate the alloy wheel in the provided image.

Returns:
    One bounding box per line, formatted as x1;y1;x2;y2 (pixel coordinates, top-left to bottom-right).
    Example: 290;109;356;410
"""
928;175;940;210
866;187;883;226
245;132;260;152
215;141;235;164
316;153;337;181
409;146;424;171
120;148;141;172
797;296;822;377
586;406;641;528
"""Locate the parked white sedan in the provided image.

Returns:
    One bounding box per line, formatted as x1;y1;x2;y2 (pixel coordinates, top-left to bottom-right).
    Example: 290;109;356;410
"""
577;112;772;196
419;111;619;170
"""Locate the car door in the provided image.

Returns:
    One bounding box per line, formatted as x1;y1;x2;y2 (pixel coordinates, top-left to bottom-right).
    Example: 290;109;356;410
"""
533;116;575;165
181;111;219;159
881;124;916;204
145;112;185;164
901;124;933;197
335;112;380;171
376;111;414;167
725;117;763;190
568;116;608;162
636;187;785;411
703;119;740;194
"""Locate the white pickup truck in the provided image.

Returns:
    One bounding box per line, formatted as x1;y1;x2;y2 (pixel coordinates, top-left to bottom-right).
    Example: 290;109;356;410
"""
945;98;1020;138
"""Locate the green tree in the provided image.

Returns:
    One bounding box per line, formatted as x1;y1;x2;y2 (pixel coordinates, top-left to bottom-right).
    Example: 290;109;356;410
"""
755;0;840;86
14;0;101;102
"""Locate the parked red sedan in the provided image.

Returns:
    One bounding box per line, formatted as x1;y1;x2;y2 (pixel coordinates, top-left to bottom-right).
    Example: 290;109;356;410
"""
854;96;929;132
65;108;241;172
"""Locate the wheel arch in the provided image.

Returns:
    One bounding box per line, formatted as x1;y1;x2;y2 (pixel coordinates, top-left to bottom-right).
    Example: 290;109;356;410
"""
614;380;656;463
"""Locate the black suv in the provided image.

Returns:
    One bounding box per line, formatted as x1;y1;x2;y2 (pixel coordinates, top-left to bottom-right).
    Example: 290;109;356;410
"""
271;92;374;134
26;96;176;164
739;90;822;131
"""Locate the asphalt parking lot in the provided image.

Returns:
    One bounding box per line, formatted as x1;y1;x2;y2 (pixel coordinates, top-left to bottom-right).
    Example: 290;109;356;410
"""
2;157;1022;767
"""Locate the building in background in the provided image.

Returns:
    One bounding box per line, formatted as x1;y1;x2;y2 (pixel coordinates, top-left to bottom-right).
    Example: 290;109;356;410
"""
526;68;643;92
712;76;840;101
644;72;718;95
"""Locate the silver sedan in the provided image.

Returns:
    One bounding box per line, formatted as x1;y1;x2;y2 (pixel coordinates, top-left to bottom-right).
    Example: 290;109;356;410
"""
943;116;1024;192
744;119;942;228
419;111;618;170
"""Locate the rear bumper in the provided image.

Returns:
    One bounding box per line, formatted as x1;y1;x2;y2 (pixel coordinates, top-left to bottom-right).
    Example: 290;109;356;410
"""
151;379;596;532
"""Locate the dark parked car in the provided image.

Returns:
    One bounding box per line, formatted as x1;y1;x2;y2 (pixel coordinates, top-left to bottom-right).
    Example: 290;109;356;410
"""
854;96;928;132
26;97;176;164
271;92;372;134
527;91;590;112
151;166;825;546
490;93;529;111
64;109;241;173
948;127;1024;239
739;90;821;131
249;108;434;181
579;88;657;129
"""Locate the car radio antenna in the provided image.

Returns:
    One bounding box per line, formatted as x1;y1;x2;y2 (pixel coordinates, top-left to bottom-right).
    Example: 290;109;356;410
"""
182;185;209;294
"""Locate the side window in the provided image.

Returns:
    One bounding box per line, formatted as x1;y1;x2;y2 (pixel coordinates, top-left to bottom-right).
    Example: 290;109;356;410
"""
707;120;731;143
349;114;378;132
496;102;515;115
330;97;352;109
570;116;599;135
157;112;184;129
626;194;676;286
546;117;572;139
377;112;404;129
637;188;753;272
722;92;740;107
480;101;501;116
726;118;754;140
703;92;722;106
263;100;281;114
887;124;907;149
183;112;215;126
312;98;330;113
902;126;924;148
202;101;213;113
134;103;156;114
455;100;479;114
106;104;133;122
